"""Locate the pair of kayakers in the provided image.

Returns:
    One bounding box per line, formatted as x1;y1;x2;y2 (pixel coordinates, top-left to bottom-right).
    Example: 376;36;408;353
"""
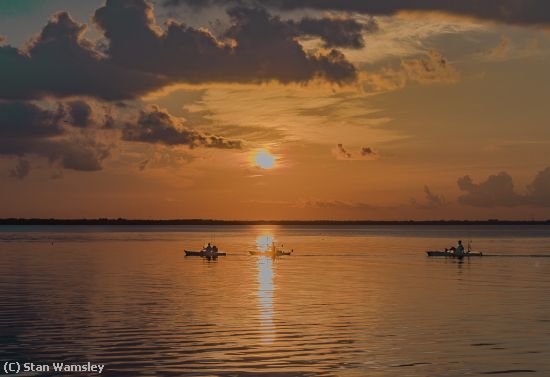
204;243;218;253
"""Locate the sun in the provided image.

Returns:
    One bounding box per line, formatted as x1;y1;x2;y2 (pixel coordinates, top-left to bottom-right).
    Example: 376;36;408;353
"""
253;149;276;169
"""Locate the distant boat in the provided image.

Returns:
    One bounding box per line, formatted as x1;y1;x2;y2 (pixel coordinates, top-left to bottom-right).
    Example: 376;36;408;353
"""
185;246;226;257
250;242;293;257
249;250;292;256
426;250;483;257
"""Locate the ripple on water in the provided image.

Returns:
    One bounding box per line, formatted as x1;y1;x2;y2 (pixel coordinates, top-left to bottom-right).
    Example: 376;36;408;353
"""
1;226;550;376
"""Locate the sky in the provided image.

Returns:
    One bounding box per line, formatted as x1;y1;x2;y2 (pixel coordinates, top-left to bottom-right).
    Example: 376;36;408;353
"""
1;0;550;220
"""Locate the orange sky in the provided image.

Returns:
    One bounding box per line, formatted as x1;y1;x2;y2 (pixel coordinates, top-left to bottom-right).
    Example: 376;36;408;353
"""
1;1;550;220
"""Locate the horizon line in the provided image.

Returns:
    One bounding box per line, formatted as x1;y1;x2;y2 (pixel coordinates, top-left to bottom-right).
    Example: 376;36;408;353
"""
1;218;550;225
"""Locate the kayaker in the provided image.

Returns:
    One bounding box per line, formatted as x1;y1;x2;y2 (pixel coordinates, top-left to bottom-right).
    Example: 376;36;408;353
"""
454;240;465;257
205;243;212;252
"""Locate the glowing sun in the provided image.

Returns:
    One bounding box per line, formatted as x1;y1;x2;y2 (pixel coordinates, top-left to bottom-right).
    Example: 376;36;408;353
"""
254;149;276;169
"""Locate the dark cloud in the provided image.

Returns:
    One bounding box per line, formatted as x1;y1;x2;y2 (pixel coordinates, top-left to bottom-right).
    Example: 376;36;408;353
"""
223;6;356;83
162;0;189;7
0;12;165;101
181;1;376;50
9;159;31;180
1;1;358;103
162;0;217;7
67;100;93;128
361;147;374;156
1;137;111;172
276;0;550;27
0;101;111;172
292;16;377;49
0;102;64;139
457;172;525;207
41;138;111;171
456;169;550;208
164;0;550;27
1;136;111;172
122;106;242;149
93;1;356;84
360;146;379;160
527;167;550;206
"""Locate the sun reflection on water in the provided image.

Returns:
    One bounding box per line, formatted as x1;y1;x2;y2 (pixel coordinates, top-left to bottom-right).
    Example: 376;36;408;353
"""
256;251;275;344
256;233;274;252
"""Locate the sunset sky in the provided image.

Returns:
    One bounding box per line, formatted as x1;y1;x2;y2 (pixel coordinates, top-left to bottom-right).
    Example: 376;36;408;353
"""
1;0;550;220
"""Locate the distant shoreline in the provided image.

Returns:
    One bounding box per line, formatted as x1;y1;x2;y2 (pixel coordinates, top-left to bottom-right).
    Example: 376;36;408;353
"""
1;219;549;226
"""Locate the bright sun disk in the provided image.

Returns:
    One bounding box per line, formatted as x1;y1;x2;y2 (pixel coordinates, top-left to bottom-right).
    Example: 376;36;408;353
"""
254;149;276;169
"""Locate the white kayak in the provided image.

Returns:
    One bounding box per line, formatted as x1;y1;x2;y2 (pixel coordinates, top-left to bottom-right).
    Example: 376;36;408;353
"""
427;250;483;257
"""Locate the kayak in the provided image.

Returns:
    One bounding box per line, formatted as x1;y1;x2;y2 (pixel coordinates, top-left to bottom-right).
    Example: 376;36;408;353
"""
185;250;226;257
427;250;483;257
185;250;227;257
249;250;292;256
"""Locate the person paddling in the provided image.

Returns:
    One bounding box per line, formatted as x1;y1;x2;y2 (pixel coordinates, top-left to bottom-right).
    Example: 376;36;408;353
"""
452;240;465;259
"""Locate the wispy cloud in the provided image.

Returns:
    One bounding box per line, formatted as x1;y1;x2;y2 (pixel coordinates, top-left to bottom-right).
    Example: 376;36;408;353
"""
479;35;545;62
333;144;380;160
9;159;31;180
362;50;459;92
411;186;447;209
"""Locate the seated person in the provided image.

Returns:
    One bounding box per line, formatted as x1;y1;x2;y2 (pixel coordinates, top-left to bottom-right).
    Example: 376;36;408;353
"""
454;240;465;256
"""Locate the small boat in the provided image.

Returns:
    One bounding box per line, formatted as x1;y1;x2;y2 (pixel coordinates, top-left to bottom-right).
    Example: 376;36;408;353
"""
249;250;292;256
426;250;483;257
185;249;227;257
250;242;293;257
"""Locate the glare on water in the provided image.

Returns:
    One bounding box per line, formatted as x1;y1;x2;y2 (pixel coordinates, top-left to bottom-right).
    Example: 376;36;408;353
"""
257;256;275;344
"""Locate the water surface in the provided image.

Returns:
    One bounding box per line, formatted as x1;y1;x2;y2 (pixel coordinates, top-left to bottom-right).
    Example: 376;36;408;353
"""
1;225;549;376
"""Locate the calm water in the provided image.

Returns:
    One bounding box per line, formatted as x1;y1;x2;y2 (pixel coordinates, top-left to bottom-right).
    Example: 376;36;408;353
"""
1;225;550;376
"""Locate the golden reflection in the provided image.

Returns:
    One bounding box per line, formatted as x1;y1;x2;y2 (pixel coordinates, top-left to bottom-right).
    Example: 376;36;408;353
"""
256;244;276;343
256;233;274;252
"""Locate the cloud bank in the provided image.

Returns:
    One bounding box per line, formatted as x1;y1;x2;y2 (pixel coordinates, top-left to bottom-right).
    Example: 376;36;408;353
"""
164;0;550;27
0;1;361;103
0;12;164;101
0;100;241;176
457;168;550;207
0;102;110;172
